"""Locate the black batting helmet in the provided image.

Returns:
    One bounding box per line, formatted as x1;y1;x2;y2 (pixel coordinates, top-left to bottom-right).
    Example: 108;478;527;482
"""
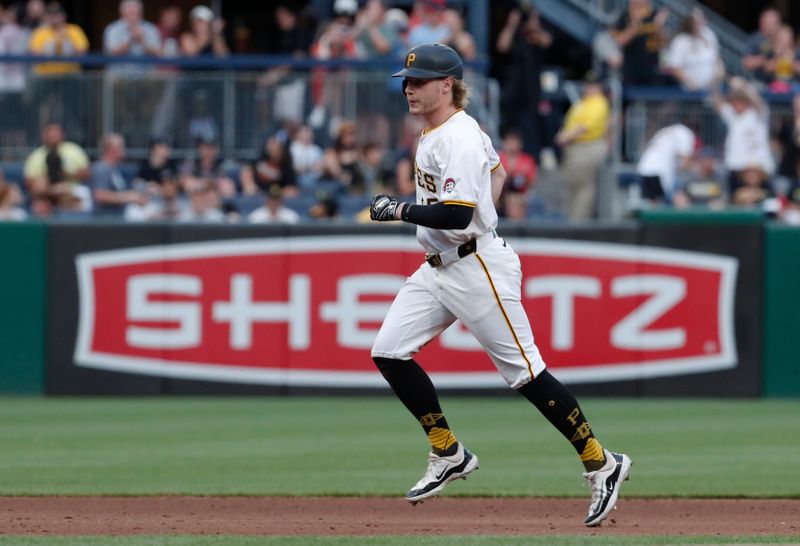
392;43;463;80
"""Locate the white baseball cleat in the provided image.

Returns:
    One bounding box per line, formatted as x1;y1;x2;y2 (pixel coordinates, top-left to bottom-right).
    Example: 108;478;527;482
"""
583;449;632;527
405;443;479;505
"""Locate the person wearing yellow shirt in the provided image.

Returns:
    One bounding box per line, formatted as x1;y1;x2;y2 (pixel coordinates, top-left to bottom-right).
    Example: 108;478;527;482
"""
28;2;88;75
555;75;610;220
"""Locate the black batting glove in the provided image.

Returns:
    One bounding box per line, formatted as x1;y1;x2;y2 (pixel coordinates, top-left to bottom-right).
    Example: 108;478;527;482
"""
370;194;400;221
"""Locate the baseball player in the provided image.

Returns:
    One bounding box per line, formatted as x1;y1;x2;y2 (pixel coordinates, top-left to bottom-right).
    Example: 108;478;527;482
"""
369;43;631;527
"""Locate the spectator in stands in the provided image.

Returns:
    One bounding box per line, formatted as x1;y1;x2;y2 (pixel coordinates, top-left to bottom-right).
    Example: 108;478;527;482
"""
499;130;538;195
730;165;775;208
307;0;358;129
407;0;449;48
0;4;29;150
156;4;182;58
763;25;800;94
247;183;301;224
358;141;392;194
27;3;89;141
442;8;475;61
181;135;236;199
672;148;726;209
351;0;398;59
496;5;552;158
20;0;44;31
711;76;775;198
177;178;225;222
134;135;179;195
103;0;161;73
743;8;782;84
384;7;410;58
265;4;314;55
91;133;148;217
611;0;669;86
28;2;88;75
240;133;297;196
635;122;698;205
775;93;800;188
289;124;324;191
499;191;528;221
24;121;91;215
321;120;365;194
592;24;623;78
554;74;610;221
180;5;228;58
0;176;27;221
665;9;724;91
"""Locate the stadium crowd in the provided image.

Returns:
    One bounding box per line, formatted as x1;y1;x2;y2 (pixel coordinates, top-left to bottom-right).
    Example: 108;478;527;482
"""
0;0;800;224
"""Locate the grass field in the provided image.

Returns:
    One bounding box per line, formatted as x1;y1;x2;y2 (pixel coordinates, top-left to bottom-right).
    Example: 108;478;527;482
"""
1;396;799;545
1;396;799;497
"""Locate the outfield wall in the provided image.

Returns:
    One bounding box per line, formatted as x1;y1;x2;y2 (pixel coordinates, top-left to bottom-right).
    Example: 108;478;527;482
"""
0;213;796;397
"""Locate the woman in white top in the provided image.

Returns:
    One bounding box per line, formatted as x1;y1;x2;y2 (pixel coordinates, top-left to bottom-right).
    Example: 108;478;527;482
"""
666;9;724;90
712;76;775;196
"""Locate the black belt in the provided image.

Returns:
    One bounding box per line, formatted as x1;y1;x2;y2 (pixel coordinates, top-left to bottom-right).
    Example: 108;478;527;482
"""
425;238;477;268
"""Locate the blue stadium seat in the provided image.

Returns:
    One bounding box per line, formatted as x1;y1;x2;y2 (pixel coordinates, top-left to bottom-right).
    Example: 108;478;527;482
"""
337;195;372;218
2;163;25;186
232;193;264;215
283;195;317;218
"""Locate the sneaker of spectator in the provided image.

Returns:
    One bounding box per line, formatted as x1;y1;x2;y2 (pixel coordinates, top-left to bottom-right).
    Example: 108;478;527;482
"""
247;183;301;224
743;7;782;84
181;5;228;58
91;133;149;218
240;133;298;197
157;4;182;58
289;124;324;192
181;134;237;199
103;0;161;74
178;177;227;222
407;0;449;48
20;0;45;31
28;2;89;75
0;176;27;221
610;0;669;86
442;8;476;61
665;9;724;91
764;25;800;94
23;121;91;215
499;129;538;195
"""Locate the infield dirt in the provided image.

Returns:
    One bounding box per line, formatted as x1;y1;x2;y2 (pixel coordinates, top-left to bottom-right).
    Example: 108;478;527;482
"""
1;497;798;536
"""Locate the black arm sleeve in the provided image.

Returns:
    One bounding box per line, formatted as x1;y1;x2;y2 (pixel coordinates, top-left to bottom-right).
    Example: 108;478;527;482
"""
400;202;474;230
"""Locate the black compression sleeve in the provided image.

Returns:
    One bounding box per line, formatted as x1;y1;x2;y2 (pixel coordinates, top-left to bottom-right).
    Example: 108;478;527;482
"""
400;202;474;229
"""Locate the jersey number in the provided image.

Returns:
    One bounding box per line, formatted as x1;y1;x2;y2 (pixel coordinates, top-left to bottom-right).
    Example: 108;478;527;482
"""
415;168;437;193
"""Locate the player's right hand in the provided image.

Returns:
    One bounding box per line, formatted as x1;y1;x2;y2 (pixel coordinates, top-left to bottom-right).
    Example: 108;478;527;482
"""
370;194;400;221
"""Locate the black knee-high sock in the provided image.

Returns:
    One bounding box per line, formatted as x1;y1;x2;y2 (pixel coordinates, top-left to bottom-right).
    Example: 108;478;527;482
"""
517;369;607;471
374;356;458;456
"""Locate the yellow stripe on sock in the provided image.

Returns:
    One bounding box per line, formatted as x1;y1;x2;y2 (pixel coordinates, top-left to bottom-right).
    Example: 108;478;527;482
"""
580;438;605;463
428;427;457;452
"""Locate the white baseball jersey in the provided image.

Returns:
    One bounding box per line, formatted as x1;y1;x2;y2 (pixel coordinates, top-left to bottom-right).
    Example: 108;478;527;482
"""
372;108;547;389
413;109;500;254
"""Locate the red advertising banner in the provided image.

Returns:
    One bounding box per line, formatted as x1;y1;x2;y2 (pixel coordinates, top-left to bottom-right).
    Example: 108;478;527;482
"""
75;236;738;388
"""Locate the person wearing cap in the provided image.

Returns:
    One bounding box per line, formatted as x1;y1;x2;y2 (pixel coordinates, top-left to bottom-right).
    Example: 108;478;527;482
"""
407;0;449;48
368;43;631;526
28;2;88;75
180;5;228;58
554;73;610;220
247;184;301;224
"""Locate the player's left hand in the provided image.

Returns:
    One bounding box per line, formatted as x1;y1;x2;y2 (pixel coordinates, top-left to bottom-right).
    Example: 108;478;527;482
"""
370;194;400;221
